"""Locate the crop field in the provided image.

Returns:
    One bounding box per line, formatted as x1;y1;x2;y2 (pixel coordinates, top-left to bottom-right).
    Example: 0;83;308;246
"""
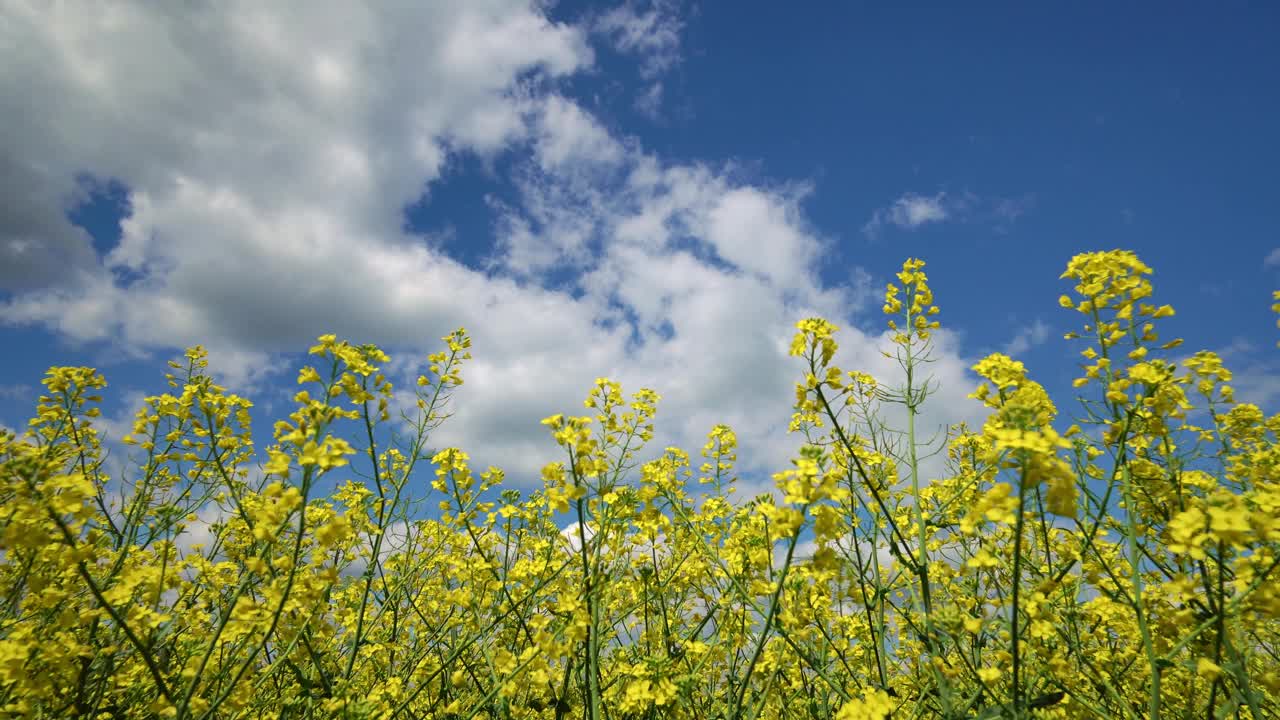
1;252;1277;719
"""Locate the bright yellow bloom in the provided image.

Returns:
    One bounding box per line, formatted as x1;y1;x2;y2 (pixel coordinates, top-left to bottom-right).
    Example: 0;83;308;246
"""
836;688;895;720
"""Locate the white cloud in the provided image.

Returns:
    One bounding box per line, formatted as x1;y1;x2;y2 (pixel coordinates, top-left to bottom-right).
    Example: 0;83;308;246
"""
593;0;684;80
1263;247;1280;269
863;192;951;237
534;95;627;171
1;1;988;500
702;186;824;288
1001;318;1050;357
863;190;1031;238
634;81;665;119
896;194;950;227
0;0;600;391
591;0;685;117
1197;338;1280;412
990;194;1035;234
0;1;591;296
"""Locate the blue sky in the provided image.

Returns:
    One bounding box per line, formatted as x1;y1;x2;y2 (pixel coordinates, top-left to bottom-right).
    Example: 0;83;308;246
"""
2;2;1278;511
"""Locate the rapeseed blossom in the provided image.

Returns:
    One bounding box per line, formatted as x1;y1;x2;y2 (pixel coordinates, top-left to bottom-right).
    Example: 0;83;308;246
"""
0;252;1276;719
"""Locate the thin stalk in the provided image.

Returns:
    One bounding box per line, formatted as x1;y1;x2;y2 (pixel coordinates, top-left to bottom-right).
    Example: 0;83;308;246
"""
1010;463;1028;714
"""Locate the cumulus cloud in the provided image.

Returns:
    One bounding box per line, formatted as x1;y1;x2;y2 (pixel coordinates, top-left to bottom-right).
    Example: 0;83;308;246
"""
1;0;988;502
0;0;592;375
1001;318;1050;357
0;152;100;291
534;95;627;171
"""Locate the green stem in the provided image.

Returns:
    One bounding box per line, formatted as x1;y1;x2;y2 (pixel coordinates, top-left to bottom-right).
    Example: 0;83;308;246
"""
1011;464;1028;714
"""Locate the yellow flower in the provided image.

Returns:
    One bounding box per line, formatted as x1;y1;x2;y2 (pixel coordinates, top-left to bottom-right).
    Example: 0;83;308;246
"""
1168;506;1209;559
972;353;1027;393
263;449;291;476
790;317;840;366
296;366;322;384
313;515;351;548
967;548;1000;570
1196;657;1223;680
1207;503;1251;546
961;483;1019;533
11;250;1280;720
836;688;895;720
